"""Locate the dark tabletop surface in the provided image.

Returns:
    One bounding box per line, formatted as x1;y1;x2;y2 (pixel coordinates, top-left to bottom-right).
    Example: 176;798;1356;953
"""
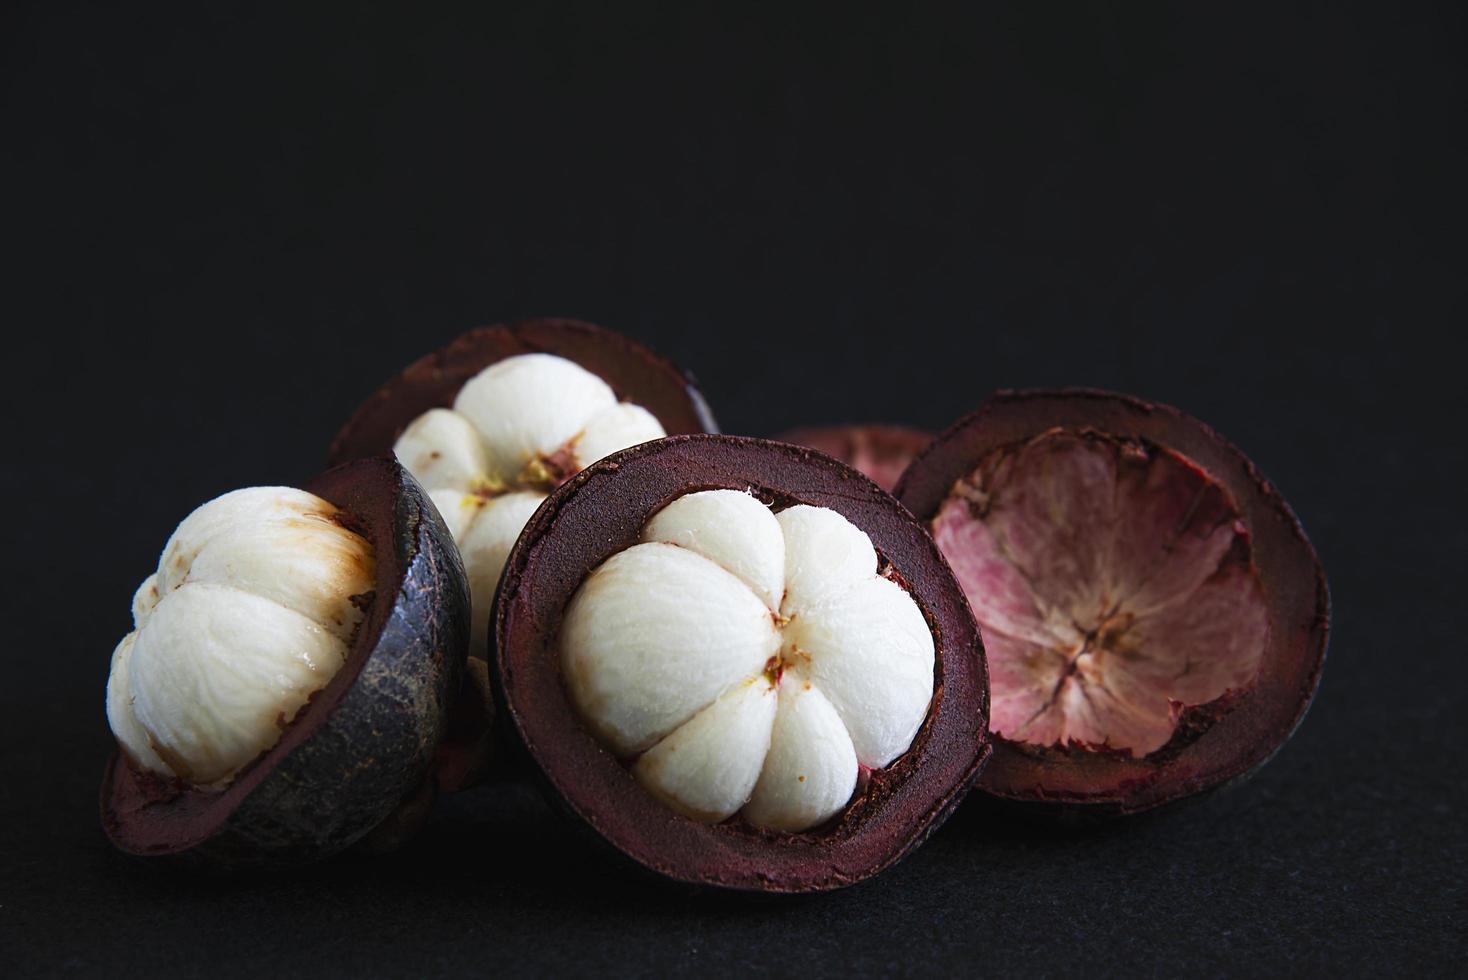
2;2;1463;976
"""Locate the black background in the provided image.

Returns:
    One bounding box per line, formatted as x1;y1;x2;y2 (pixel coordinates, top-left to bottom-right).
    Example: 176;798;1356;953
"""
3;2;1463;976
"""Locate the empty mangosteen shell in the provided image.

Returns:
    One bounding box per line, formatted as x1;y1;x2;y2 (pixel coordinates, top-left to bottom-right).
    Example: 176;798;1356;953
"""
493;434;991;893
894;388;1330;816
776;424;932;493
327;317;718;467
100;458;471;864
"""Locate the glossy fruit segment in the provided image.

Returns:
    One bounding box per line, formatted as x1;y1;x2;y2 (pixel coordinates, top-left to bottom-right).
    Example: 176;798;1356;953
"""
560;490;935;832
108;488;374;786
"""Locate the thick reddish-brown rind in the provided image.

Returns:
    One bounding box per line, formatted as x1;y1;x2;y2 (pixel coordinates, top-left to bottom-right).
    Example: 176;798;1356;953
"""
327;318;718;466
493;435;990;893
777;425;932;493
894;389;1329;815
100;459;470;863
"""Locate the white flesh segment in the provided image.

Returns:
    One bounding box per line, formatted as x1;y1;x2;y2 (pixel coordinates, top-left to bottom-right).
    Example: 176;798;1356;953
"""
393;407;492;493
640;489;786;611
172;512;374;642
572;402;666;469
132;574;160;628
128;583;348;785
776;505;878;615
426;488;487;543
156;487;337;594
459;491;545;653
452;353;617;482
786;576;935;767
632;677;778;822
106;633;171;775
561;543;782;755
744;679;859;832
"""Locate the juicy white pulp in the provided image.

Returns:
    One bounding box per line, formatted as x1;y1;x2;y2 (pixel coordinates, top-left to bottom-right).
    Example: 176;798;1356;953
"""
561;490;935;833
393;353;666;652
106;488;375;786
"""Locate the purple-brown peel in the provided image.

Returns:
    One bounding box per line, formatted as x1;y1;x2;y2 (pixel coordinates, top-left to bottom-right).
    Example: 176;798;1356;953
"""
896;389;1328;814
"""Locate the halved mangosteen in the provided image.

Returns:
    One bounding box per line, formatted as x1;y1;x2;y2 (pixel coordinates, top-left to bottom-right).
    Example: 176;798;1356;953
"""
777;424;931;493
328;319;717;790
100;458;469;863
494;435;989;892
329;318;717;653
895;389;1329;815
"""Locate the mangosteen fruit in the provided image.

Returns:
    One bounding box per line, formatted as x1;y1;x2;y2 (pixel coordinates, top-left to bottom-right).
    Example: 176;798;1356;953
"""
894;389;1329;815
329;318;717;659
778;424;931;493
494;434;989;892
101;458;470;862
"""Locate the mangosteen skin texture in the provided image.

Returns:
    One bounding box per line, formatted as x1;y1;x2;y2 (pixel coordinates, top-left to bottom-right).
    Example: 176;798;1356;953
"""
100;458;471;864
895;389;1330;816
327;317;718;467
493;434;991;893
776;424;931;493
